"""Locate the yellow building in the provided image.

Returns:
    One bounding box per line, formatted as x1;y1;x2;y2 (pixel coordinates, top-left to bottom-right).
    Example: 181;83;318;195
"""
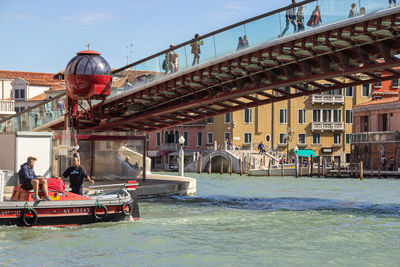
206;83;372;164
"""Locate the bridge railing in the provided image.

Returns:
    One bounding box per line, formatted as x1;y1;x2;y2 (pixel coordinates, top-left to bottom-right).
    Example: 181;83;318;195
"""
112;0;389;95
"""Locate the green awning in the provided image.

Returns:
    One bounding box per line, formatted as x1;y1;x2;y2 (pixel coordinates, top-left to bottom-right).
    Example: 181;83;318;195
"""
293;149;316;157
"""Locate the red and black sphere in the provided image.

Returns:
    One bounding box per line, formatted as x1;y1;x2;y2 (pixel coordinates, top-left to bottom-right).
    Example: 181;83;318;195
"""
65;50;112;99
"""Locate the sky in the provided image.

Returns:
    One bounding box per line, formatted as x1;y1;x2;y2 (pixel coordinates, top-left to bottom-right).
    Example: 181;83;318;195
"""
0;0;291;73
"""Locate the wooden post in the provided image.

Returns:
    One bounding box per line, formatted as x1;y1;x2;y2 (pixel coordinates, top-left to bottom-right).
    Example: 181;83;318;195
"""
307;158;310;177
318;157;321;178
281;161;284;176
338;158;341;178
197;156;202;174
360;160;364;180
229;157;232;175
378;157;381;179
208;154;212;174
370;154;373;177
324;158;327;178
244;156;247;174
268;159;271;176
299;157;303;177
239;158;242;176
220;158;223;175
310;155;313;177
263;155;266;167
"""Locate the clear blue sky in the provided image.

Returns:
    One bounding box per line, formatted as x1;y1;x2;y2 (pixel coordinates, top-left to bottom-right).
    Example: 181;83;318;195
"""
0;0;291;73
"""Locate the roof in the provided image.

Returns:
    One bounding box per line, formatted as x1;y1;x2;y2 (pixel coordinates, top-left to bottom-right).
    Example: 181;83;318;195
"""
29;92;47;101
293;149;316;157
355;97;400;107
112;76;127;88
0;70;64;90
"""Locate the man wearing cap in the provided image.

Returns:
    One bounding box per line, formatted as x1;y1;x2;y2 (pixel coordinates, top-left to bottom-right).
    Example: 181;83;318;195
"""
18;156;51;201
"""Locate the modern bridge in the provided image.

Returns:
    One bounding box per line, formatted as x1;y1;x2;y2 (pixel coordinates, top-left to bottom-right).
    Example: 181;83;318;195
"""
2;0;400;133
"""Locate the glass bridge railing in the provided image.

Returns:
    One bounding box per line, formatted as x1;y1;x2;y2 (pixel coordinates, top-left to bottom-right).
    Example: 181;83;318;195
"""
0;0;392;132
0;93;66;132
113;0;390;92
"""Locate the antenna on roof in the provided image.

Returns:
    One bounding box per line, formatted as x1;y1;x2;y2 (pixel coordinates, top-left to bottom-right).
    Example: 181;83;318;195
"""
126;43;133;65
85;43;90;50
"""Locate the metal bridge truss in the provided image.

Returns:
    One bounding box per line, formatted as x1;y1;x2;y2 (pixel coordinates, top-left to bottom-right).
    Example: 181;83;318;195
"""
59;10;400;132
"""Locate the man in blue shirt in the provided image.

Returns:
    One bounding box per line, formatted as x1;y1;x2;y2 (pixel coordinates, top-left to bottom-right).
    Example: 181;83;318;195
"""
18;156;51;201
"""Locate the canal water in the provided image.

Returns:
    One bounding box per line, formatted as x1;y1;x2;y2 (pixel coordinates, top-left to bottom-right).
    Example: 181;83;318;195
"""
1;174;400;266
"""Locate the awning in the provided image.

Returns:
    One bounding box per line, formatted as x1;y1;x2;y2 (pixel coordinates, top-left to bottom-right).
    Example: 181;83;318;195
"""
293;149;316;157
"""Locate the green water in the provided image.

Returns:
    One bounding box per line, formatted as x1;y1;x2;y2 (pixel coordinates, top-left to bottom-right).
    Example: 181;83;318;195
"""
1;174;400;266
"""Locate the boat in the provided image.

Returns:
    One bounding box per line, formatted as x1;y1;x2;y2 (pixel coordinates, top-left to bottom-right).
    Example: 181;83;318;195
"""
0;179;140;227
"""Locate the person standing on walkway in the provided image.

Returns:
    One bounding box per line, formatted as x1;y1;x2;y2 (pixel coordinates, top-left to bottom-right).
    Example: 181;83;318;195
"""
389;0;397;8
236;37;244;51
279;0;297;37
349;3;359;18
62;156;94;195
242;35;249;49
190;34;204;66
296;5;305;32
307;5;322;27
382;155;387;171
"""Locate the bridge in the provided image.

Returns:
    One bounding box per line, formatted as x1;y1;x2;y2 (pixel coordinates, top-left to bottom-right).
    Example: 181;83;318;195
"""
2;0;400;133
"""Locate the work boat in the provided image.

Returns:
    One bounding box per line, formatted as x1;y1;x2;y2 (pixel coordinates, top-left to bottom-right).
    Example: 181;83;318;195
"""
0;180;140;227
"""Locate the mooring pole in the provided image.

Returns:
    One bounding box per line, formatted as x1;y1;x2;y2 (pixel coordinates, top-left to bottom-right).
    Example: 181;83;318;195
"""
239;158;242;176
208;154;212;174
197;156;202;174
360;160;364;180
220;158;224;175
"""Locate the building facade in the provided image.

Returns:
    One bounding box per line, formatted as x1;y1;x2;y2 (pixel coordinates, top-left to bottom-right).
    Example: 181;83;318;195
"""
206;83;372;164
352;97;400;170
146;121;207;169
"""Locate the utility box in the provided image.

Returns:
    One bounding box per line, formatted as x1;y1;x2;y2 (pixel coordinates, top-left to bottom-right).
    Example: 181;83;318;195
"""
0;132;53;182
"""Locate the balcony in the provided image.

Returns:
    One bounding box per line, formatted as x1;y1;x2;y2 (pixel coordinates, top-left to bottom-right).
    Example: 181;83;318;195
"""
160;143;179;151
312;122;344;131
0;100;16;116
351;131;400;144
312;95;344;105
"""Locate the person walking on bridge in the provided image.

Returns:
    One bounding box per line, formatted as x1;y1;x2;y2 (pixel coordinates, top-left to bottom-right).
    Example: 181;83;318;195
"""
278;0;297;38
389;0;397;8
190;34;203;66
348;3;359;18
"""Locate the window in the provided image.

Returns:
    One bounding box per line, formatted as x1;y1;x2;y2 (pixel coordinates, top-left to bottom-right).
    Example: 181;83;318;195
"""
374;73;382;88
224;132;231;141
345;134;352;144
322;109;332;122
345;87;353;97
279;133;287;144
244;109;252;123
197;132;202;147
345;110;353;124
224;113;231;123
298;109;306;124
278;87;290;96
20;89;25;99
313;109;321;122
146;134;150;148
333;110;342;122
184;132;188;146
362;84;370;97
265;134;270;142
207;117;214;124
14;90;19;99
15;107;20;113
156;132;161;146
298;134;306;144
279;109;287;124
244;133;252;144
313;133;320;144
334;134;341;144
393;79;399;88
207;132;213;144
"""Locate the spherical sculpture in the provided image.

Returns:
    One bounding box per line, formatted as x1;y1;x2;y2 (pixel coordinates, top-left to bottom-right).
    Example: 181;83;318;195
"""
65;50;112;99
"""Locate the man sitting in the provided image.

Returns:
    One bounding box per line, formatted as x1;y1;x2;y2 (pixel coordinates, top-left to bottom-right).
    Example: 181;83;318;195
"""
18;156;51;201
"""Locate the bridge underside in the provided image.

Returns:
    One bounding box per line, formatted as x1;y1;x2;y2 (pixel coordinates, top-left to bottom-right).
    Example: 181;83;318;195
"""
53;12;400;132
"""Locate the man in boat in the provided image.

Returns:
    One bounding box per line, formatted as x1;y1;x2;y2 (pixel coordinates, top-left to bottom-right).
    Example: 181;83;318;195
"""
18;156;51;201
62;156;94;195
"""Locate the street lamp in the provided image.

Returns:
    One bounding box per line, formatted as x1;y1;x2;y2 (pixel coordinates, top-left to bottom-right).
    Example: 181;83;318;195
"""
294;145;299;178
178;135;185;177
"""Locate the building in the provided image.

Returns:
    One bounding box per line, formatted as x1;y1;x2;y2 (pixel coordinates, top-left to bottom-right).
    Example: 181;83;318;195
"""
146;121;207;170
370;70;399;100
0;70;65;116
206;83;372;165
352;97;400;170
